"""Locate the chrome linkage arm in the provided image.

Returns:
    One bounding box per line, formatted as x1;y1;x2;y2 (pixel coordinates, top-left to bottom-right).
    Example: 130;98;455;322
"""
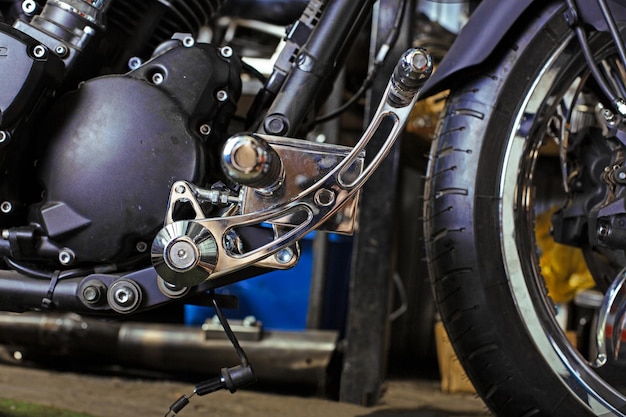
151;48;433;289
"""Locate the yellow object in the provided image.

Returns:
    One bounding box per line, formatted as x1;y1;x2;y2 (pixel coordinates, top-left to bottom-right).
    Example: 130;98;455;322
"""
434;322;476;394
535;208;595;303
406;90;447;142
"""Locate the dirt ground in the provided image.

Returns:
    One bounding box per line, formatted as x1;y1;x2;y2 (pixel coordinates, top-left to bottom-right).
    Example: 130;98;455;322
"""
0;361;490;417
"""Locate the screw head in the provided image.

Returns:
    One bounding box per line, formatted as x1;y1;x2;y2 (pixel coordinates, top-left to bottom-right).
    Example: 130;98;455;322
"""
32;44;47;59
58;249;76;265
220;46;233;58
182;36;195;47
152;72;165;85
165;238;199;272
107;279;142;313
135;241;148;253
128;56;142;70
216;90;229;102
275;247;294;264
0;201;12;214
22;0;37;14
115;287;134;305
199;124;212;136
54;44;68;57
597;223;612;239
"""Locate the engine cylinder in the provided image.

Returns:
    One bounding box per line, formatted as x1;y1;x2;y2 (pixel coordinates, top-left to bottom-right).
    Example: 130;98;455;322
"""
104;0;225;70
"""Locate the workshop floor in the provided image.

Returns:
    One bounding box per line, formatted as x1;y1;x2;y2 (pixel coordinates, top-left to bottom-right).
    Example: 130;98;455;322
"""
0;363;491;417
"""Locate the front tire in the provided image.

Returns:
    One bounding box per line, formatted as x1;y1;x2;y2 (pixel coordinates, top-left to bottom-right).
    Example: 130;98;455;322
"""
425;3;626;416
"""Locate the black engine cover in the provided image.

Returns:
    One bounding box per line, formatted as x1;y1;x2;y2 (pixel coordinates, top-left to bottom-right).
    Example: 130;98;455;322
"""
33;42;241;264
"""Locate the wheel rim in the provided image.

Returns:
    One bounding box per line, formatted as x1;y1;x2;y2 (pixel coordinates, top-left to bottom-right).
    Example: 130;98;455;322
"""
501;31;626;415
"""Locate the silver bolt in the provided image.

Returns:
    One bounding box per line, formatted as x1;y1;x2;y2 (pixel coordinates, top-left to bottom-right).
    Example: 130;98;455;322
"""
107;279;142;313
115;287;134;305
0;131;10;143
275;247;294;264
314;188;335;207
175;184;187;194
220;46;233;58
21;0;37;14
166;239;198;271
32;45;46;59
619;171;626;181
199;124;212;136
216;90;229;102
0;201;12;214
410;50;430;72
135;241;148;253
152;72;165;85
615;99;626;117
82;285;101;303
597;223;611;239
603;108;616;123
58;249;76;265
55;44;68;58
128;56;142;70
183;36;195;48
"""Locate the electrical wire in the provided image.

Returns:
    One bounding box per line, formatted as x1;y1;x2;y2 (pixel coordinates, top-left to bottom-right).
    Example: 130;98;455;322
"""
242;60;268;84
314;0;408;124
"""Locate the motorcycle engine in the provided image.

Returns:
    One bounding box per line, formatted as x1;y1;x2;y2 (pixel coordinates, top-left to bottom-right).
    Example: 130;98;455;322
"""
0;0;242;266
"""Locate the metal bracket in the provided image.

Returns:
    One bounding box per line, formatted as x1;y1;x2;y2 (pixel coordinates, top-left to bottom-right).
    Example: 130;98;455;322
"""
151;48;433;289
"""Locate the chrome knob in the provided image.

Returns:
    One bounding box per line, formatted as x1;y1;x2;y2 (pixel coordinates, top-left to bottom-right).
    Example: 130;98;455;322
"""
151;220;219;287
221;134;284;191
388;47;433;107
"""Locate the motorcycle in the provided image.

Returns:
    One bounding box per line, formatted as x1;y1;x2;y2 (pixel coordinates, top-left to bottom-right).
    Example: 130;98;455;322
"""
0;0;625;415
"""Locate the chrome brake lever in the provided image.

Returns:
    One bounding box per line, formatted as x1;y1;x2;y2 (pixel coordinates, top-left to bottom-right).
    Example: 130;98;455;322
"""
151;48;433;289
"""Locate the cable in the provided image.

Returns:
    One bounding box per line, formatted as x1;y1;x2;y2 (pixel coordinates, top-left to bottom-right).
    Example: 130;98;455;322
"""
164;291;256;416
566;0;624;113
314;0;408;124
241;60;268;84
210;289;250;366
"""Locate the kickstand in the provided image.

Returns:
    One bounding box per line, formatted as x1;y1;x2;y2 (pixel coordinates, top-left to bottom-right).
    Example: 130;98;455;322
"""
164;290;256;417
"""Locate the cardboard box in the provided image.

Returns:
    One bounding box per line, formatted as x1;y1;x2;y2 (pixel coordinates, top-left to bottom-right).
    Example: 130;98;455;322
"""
434;321;476;394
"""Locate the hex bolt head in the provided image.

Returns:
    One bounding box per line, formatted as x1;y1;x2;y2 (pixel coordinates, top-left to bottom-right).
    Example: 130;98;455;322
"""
82;285;102;303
